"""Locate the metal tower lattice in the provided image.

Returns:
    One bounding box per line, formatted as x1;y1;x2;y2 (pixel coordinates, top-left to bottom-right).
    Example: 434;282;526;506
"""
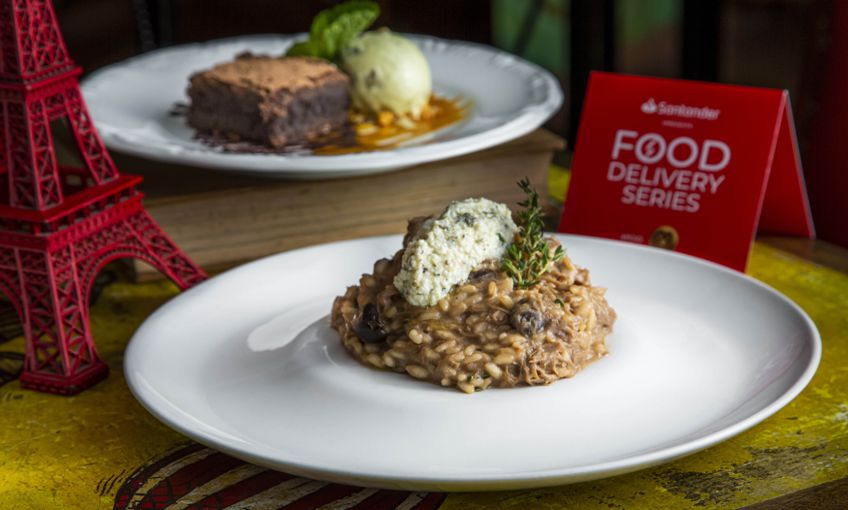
0;0;206;394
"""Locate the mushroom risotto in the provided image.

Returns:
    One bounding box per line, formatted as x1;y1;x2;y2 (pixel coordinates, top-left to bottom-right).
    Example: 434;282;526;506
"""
331;182;616;393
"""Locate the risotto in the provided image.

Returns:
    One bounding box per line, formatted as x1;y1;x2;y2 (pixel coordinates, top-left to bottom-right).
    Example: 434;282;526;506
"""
330;211;616;393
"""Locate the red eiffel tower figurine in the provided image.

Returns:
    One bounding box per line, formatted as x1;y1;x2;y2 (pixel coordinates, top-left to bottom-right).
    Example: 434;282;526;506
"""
0;0;206;394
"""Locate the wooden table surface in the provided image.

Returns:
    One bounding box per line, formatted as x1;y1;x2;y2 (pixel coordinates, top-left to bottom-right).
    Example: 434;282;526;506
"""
0;231;846;508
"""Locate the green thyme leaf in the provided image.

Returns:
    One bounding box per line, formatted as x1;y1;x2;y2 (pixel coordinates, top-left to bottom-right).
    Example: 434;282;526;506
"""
285;0;380;61
501;178;564;289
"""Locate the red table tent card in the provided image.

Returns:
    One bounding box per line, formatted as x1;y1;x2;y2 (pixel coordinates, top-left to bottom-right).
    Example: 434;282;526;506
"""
559;72;814;271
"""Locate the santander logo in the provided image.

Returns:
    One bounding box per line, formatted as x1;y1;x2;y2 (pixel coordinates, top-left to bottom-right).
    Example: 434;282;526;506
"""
641;98;658;114
640;97;720;120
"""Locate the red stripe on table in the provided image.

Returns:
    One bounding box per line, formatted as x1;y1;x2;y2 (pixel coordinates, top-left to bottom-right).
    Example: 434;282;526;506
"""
417;493;447;510
113;444;206;510
183;470;294;509
275;483;363;510
348;490;413;510
136;452;245;509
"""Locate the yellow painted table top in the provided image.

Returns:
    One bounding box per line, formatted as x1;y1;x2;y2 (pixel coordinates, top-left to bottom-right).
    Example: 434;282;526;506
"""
1;240;846;509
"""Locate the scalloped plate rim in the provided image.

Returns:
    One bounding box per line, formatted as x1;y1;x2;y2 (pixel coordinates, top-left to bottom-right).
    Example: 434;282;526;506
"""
81;33;563;177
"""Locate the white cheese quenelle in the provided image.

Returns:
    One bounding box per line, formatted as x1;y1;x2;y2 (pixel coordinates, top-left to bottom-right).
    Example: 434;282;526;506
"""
394;198;517;307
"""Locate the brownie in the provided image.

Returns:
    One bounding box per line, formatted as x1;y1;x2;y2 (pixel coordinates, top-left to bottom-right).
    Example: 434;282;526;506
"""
186;55;350;147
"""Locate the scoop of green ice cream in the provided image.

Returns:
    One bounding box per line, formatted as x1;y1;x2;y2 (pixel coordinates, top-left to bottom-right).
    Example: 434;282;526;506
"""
340;29;432;119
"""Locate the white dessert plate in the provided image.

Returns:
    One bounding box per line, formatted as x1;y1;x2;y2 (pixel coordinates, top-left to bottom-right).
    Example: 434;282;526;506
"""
124;235;820;491
81;34;562;178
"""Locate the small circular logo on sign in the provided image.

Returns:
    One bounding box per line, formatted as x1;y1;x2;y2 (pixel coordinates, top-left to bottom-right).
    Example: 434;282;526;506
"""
650;225;679;250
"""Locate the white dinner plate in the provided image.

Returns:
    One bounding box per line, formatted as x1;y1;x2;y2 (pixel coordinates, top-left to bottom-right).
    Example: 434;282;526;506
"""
124;235;820;491
81;34;562;178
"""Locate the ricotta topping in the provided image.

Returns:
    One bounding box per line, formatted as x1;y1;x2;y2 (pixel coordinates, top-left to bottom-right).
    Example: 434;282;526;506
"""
394;198;517;307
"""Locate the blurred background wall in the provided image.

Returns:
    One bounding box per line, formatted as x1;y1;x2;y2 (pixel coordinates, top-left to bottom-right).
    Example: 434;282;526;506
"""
53;0;846;247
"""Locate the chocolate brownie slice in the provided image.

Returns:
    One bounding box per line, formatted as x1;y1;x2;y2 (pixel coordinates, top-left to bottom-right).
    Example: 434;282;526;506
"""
186;55;350;147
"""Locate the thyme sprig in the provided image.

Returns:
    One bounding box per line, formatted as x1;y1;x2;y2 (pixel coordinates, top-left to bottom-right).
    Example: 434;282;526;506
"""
502;178;564;288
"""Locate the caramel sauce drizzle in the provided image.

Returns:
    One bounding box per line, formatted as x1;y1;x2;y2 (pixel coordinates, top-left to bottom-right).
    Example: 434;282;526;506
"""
314;95;468;155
